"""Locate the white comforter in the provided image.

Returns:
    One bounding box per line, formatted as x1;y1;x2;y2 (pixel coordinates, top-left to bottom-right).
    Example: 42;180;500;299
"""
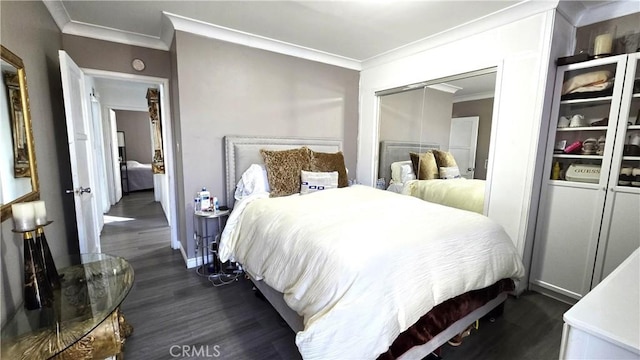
219;185;524;359
402;179;486;214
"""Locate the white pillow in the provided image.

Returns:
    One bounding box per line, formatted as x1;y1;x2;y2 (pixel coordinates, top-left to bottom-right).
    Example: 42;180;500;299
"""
390;160;414;184
234;164;270;200
400;164;416;183
300;170;338;195
439;166;462;179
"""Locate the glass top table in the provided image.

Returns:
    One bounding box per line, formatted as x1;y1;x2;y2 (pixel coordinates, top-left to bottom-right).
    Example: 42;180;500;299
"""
1;253;134;360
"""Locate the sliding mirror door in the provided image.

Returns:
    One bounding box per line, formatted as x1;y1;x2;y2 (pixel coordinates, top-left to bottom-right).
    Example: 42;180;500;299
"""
377;68;497;214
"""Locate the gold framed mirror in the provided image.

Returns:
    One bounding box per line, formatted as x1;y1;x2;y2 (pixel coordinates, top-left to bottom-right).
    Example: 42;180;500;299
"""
1;45;39;221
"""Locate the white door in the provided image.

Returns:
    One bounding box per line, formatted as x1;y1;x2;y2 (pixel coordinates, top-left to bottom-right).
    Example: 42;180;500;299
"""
449;116;479;179
59;50;101;254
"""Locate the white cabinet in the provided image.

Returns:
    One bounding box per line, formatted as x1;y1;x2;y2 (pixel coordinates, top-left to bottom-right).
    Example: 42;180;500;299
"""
531;53;640;302
559;249;639;359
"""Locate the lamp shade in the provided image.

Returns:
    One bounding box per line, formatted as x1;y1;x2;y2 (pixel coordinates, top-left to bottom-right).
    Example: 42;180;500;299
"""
117;132;125;147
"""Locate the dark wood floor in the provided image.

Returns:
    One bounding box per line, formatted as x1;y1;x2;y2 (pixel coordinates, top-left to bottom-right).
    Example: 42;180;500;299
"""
101;191;571;360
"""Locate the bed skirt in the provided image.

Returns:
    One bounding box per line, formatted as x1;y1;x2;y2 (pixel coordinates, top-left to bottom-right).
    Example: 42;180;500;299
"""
378;278;515;359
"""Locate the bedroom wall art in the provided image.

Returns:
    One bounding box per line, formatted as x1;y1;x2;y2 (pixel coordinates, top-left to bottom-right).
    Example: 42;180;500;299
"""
146;88;164;174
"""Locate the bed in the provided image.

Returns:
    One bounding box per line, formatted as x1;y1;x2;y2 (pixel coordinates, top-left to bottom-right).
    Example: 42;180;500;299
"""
125;160;154;192
220;136;524;360
379;141;486;214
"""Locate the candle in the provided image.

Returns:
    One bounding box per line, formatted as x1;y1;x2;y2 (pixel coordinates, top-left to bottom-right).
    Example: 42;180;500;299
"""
11;202;36;232
594;33;613;57
33;200;48;226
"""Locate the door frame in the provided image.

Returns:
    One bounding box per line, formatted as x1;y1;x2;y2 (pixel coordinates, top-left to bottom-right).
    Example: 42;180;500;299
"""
81;68;179;250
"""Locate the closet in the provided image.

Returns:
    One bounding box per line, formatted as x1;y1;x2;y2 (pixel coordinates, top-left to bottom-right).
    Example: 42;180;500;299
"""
531;53;640;302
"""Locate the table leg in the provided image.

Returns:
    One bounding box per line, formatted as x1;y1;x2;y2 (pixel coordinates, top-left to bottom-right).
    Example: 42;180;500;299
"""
53;308;133;360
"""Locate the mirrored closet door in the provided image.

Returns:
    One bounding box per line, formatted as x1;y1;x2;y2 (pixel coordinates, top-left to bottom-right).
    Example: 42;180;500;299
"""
375;69;497;214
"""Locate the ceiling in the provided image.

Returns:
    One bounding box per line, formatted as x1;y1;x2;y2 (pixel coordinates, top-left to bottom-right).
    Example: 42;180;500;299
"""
46;0;634;64
54;0;527;62
45;0;635;97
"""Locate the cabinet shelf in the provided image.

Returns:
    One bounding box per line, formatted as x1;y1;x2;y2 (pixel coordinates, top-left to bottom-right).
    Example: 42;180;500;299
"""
628;125;640;130
560;96;612;105
622;156;640;161
547;180;600;189
553;153;603;159
556;126;608;132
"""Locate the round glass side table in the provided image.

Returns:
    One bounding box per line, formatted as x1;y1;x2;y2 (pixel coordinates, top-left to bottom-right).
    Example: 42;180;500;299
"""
1;253;135;360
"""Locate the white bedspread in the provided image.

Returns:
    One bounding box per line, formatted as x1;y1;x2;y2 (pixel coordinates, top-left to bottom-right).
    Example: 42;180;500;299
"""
219;185;524;359
402;179;486;214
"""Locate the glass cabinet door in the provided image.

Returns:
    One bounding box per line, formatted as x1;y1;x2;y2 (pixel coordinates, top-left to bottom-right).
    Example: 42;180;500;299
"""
611;53;640;189
548;57;626;186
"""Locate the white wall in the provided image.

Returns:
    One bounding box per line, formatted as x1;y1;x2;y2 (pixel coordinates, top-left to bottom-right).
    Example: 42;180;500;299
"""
358;10;558;286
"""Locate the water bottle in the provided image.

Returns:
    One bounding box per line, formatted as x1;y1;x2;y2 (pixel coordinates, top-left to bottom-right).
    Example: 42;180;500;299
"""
199;187;211;210
194;197;201;212
213;197;220;211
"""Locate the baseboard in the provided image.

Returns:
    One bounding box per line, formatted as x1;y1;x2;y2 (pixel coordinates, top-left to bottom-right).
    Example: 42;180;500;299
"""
179;243;213;269
529;282;579;305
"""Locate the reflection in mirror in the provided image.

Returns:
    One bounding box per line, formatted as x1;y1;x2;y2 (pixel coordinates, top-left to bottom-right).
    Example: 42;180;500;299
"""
1;45;39;221
376;68;496;214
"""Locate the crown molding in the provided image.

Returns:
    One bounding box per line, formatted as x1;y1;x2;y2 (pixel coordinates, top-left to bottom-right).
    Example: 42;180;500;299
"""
64;21;169;50
453;91;495;103
361;0;559;70
42;0;70;31
427;83;462;94
575;0;640;27
43;0;169;50
161;12;361;70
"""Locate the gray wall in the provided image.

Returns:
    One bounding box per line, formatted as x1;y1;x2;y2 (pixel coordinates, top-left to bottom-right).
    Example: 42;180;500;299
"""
452;98;494;180
116;110;152;163
62;34;172;78
173;31;360;258
379;87;454;147
1;1;74;325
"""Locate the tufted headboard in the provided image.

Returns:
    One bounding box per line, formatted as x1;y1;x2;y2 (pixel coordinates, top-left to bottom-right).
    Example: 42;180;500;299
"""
224;136;343;208
378;141;440;184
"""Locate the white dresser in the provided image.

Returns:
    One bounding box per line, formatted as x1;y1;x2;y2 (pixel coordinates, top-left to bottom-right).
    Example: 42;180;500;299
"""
559;248;640;359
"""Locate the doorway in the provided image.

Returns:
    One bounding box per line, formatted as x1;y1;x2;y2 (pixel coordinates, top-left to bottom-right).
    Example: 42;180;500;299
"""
88;71;178;250
60;54;178;251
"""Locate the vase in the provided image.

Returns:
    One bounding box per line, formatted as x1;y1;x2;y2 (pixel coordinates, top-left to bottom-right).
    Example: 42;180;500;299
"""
23;231;53;310
35;227;61;290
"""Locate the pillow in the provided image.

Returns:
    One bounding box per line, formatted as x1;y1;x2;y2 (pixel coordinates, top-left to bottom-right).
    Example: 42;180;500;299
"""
440;166;462;179
260;147;311;197
234;164;270;200
390;160;412;183
391;161;416;184
400;164;416;183
300;170;339;195
309;150;348;188
409;151;439;180
432;150;458;169
561;70;613;95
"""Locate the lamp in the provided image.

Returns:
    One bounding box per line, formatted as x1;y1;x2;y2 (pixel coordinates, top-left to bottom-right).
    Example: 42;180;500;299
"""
117;131;125;147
